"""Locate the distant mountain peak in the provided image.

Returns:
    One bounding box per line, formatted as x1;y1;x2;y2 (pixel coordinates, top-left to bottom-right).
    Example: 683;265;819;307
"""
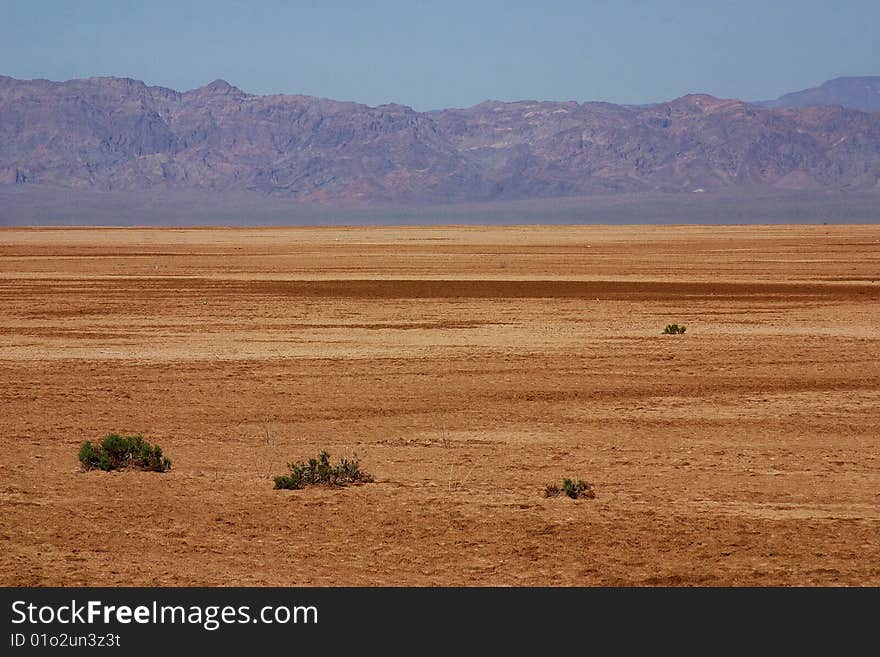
189;78;244;96
207;78;233;90
375;102;417;113
758;76;880;112
667;93;721;106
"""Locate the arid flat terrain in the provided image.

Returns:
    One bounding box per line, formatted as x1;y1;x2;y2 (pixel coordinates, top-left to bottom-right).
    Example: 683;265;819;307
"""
1;225;878;586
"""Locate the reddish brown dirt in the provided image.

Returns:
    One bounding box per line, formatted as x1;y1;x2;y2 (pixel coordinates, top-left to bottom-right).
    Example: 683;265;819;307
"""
1;225;878;586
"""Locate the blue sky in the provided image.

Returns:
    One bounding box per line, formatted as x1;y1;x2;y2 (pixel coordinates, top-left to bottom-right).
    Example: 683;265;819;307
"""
2;1;878;110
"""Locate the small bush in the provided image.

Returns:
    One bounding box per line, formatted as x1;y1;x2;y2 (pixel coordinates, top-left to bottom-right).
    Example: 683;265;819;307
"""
545;478;595;500
79;433;171;472
544;483;562;498
274;451;374;490
662;324;687;335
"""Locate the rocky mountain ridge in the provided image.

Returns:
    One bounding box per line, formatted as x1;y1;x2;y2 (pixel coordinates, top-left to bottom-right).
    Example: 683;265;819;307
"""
2;75;878;203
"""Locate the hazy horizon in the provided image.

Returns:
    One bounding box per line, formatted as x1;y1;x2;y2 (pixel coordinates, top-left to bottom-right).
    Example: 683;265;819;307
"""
2;1;878;111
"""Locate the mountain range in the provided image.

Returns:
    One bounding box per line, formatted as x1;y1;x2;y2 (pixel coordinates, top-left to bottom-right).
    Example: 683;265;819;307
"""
1;75;879;205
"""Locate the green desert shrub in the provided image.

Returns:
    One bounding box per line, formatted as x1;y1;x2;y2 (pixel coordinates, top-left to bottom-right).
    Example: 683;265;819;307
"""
274;450;374;490
78;433;171;472
662;323;687;335
545;478;595;500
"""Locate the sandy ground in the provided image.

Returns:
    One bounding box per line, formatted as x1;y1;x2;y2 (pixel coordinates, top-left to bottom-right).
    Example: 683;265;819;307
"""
0;225;878;586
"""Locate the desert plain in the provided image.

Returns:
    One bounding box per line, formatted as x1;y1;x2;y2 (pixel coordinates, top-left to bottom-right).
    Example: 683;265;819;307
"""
0;224;878;586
